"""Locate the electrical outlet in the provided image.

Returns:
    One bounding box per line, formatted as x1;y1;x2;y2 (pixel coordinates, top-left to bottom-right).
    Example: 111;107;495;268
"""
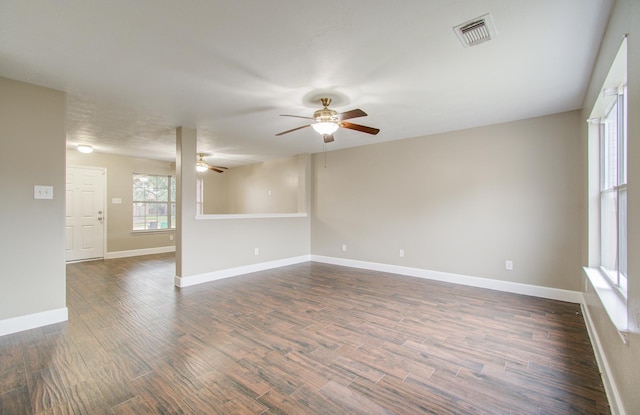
254;248;260;255
399;249;405;257
505;260;513;271
342;244;347;252
169;235;174;241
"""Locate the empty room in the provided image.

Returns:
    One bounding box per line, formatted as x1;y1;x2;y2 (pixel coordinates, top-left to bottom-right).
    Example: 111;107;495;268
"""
0;1;638;414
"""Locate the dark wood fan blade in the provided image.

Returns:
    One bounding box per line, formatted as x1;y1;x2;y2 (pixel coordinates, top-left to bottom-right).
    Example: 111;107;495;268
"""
208;166;225;173
280;114;314;120
323;134;335;143
276;124;311;136
212;165;227;170
338;109;367;120
339;121;380;135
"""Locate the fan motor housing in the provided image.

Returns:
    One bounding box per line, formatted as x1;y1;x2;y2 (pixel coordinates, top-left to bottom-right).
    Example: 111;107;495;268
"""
313;107;338;122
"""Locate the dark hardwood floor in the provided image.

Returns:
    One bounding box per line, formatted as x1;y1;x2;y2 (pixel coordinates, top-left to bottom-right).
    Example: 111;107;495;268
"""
1;253;610;414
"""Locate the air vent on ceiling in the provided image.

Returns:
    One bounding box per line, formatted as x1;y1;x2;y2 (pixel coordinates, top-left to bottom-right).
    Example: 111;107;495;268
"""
454;13;497;48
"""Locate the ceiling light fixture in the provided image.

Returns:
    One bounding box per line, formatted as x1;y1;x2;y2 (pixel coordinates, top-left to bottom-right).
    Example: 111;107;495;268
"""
196;153;209;172
311;97;340;135
77;144;93;153
311;121;339;135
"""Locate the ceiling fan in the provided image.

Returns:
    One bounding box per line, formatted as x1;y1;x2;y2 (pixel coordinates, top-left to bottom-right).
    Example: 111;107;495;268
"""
196;153;228;173
276;98;380;143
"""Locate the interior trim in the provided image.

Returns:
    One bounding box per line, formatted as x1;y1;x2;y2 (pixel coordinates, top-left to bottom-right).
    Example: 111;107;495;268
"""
581;298;626;415
583;267;629;335
0;307;68;336
310;255;583;303
195;213;308;220
104;246;176;259
174;255;311;287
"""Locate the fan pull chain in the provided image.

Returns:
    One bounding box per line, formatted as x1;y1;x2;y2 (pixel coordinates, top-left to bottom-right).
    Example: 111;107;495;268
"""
323;143;327;168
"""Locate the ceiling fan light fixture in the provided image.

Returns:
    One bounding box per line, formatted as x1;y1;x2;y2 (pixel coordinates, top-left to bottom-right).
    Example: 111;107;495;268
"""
196;153;209;172
276;97;378;140
77;144;93;153
311;121;339;135
196;161;208;172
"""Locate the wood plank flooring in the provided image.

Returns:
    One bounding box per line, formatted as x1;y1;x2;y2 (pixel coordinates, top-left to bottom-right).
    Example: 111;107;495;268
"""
0;254;610;414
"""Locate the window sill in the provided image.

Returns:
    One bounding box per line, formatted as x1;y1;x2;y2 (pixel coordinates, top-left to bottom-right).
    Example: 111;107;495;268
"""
583;267;629;339
132;230;176;235
196;213;308;220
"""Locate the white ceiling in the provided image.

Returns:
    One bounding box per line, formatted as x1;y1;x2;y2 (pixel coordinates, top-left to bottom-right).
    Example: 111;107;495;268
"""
0;1;612;167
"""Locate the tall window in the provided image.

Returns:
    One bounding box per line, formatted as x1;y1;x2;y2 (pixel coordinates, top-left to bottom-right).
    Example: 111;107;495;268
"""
133;174;176;230
600;86;627;292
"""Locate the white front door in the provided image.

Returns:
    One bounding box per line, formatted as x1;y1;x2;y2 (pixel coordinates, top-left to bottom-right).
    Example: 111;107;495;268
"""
65;167;105;262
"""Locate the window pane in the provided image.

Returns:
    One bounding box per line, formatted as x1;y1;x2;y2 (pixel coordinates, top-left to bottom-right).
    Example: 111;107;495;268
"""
600;190;617;272
602;101;618;190
620;90;627;185
171;202;176;229
619;188;627;279
196;178;203;215
133;217;146;231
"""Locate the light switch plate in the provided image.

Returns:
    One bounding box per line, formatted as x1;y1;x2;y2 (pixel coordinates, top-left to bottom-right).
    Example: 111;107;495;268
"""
34;185;53;199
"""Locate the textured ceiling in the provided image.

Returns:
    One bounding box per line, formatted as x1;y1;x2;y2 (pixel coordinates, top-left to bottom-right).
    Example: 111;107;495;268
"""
0;1;612;167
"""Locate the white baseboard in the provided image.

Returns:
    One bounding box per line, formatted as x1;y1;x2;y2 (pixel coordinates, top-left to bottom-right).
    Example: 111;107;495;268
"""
310;255;583;303
581;298;625;415
105;246;176;259
175;255;312;287
0;307;68;337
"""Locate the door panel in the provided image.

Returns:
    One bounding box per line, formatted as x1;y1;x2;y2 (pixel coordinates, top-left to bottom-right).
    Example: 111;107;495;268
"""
66;167;105;261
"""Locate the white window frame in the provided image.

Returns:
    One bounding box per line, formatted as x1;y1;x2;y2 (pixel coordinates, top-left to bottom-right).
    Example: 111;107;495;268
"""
599;87;627;294
584;36;629;336
132;173;177;231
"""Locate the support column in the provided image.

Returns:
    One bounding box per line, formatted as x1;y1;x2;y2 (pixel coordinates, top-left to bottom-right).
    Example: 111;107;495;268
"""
175;126;197;285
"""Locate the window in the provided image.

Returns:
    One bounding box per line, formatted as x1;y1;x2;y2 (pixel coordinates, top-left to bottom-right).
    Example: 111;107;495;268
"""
132;174;204;230
588;37;628;297
599;86;627;292
133;174;176;230
196;177;203;215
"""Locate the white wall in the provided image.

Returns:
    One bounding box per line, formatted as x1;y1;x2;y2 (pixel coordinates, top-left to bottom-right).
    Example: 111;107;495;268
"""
312;111;582;291
0;77;66;327
581;0;640;413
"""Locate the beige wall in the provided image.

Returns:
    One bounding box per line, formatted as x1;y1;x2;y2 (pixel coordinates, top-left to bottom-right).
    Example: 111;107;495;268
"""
202;168;228;214
580;0;640;413
202;155;302;214
176;130;310;279
0;77;66;320
312;111;582;291
66;150;176;253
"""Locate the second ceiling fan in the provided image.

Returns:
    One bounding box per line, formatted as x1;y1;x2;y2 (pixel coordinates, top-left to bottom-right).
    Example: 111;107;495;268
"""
276;98;379;143
196;153;228;173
